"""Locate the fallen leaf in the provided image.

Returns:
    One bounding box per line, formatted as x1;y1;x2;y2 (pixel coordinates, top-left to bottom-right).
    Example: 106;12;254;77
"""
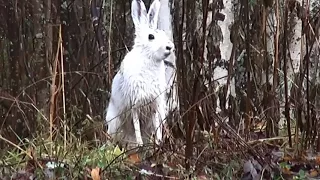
91;167;100;180
128;153;140;164
309;169;318;177
113;145;124;156
283;155;293;161
315;156;320;165
281;167;291;175
197;175;207;179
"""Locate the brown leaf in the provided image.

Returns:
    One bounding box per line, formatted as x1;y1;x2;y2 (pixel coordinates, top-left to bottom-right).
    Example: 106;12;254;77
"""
315;156;320;165
309;169;318;177
91;167;100;180
128;153;141;164
281;167;291;175
197;175;208;179
283;155;293;161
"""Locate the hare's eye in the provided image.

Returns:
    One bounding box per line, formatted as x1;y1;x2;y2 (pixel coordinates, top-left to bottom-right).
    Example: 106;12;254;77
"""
148;34;155;40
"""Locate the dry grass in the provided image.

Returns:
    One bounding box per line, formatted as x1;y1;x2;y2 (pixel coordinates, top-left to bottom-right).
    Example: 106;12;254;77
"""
0;113;248;179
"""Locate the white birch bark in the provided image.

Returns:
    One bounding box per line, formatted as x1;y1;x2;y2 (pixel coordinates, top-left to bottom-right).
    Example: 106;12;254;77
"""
309;0;319;84
265;8;276;86
309;0;320;121
288;5;302;75
215;0;234;112
157;0;179;113
287;0;302;123
266;7;287;129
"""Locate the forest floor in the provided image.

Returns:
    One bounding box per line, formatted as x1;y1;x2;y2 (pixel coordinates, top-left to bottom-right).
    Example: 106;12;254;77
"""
1;119;320;180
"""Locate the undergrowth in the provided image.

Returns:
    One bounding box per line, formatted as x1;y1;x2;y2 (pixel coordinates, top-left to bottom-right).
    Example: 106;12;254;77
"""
0;115;246;179
0;110;309;179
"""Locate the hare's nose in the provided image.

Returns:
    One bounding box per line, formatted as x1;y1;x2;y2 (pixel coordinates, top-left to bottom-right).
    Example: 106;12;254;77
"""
166;46;172;51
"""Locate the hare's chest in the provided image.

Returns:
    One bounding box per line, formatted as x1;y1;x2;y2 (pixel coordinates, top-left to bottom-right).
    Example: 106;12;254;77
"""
120;72;164;104
132;74;162;96
120;57;166;103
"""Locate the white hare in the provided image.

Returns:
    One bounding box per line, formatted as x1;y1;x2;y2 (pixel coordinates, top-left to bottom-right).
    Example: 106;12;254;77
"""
105;0;175;147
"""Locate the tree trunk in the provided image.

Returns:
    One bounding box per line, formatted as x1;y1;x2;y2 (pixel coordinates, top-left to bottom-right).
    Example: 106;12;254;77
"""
158;0;179;115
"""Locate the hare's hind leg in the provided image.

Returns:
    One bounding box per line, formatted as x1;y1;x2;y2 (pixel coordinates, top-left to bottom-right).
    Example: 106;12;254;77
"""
132;109;143;145
106;101;121;139
154;99;166;144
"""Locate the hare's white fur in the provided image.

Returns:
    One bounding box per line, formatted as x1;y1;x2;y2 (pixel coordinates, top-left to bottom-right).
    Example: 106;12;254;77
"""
105;0;174;147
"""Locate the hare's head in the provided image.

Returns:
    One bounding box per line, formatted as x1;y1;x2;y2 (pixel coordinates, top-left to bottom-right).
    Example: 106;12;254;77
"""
131;0;174;61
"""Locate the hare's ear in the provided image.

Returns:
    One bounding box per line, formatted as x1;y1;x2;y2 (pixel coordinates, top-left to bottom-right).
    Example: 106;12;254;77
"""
147;0;161;29
131;0;148;29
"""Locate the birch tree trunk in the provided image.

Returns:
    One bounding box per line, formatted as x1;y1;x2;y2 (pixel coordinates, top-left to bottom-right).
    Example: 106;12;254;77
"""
216;0;235;115
158;0;179;114
288;1;302;76
306;0;320;146
265;6;280;137
287;0;302;128
308;0;320;86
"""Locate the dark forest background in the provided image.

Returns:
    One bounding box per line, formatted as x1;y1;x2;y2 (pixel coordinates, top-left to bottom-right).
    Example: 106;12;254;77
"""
1;0;320;179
